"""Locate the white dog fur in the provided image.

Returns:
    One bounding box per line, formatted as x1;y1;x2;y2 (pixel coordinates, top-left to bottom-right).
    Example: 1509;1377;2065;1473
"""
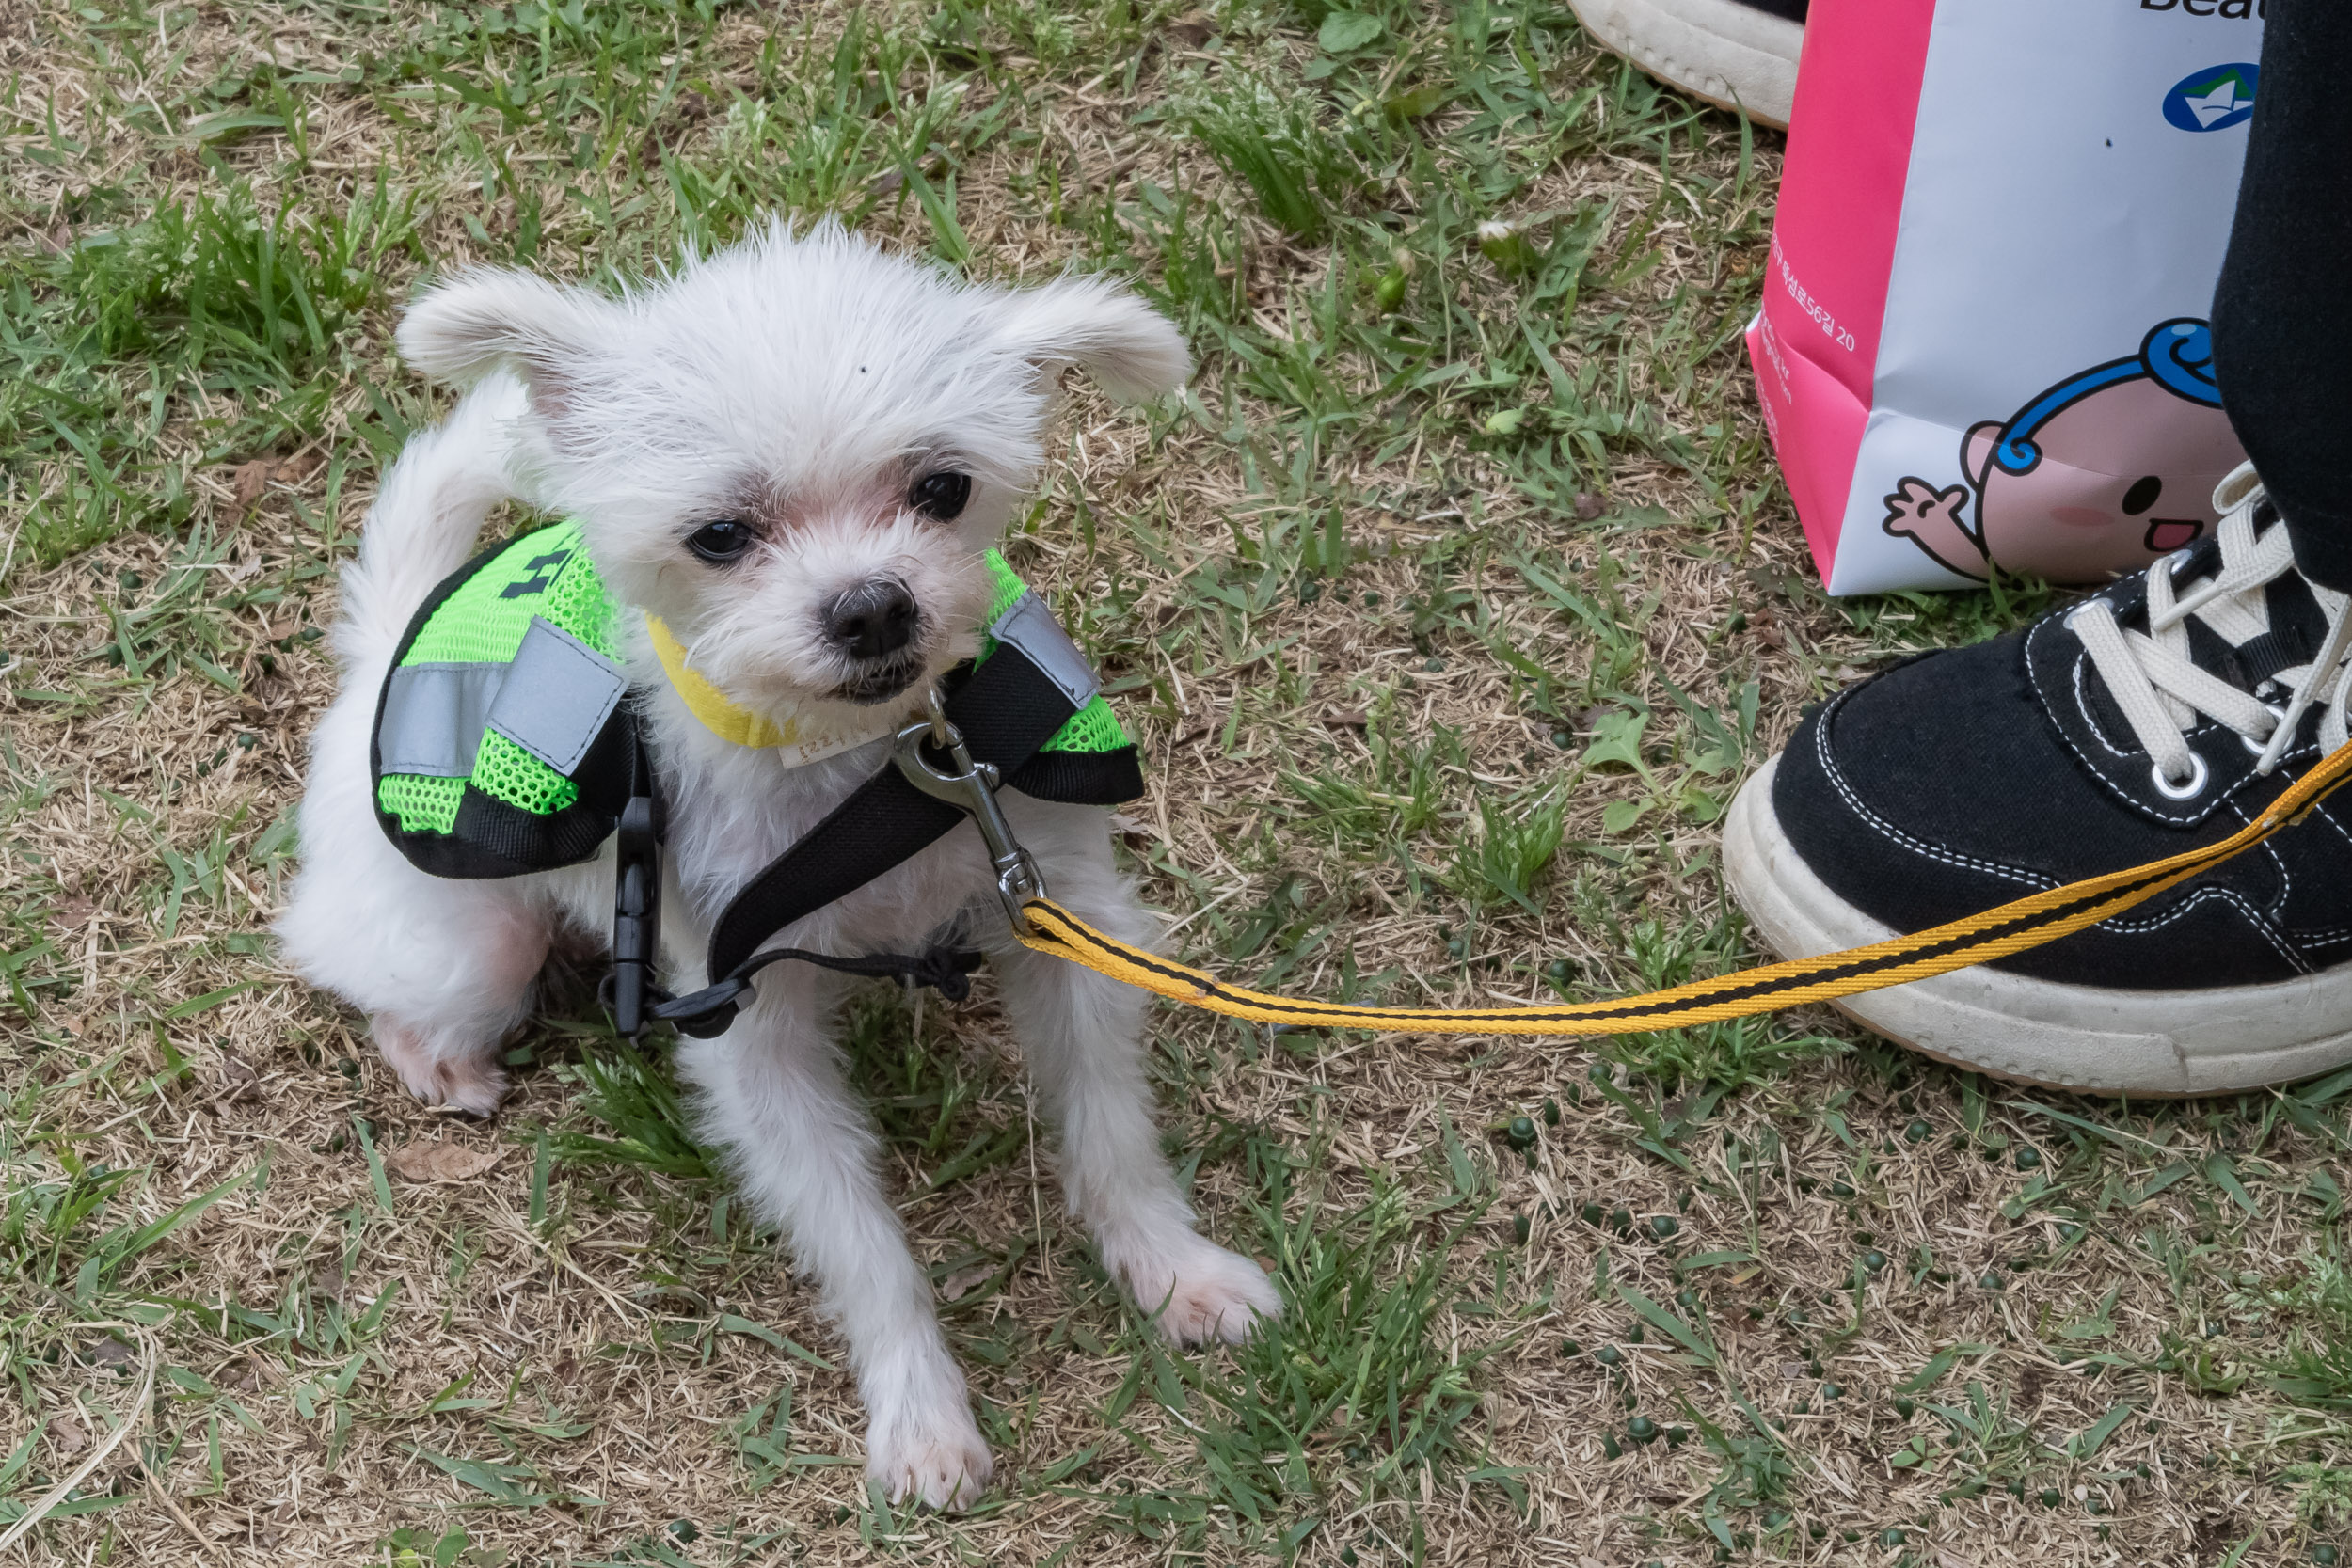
278;221;1279;1509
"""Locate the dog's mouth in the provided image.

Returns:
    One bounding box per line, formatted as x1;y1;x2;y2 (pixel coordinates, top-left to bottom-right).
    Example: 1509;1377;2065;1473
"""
828;656;928;705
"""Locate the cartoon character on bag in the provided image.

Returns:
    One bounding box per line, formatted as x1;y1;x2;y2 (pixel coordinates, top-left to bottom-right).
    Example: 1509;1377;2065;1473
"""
1882;318;2248;583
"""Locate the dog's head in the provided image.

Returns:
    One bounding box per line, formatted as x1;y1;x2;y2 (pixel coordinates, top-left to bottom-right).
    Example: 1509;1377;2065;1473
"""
397;221;1188;720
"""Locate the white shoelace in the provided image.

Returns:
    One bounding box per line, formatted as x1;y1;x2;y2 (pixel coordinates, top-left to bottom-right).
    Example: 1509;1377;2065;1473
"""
2069;463;2352;795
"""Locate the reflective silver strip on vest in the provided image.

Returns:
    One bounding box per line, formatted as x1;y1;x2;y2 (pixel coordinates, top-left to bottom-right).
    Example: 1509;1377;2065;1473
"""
485;615;627;775
378;663;504;778
989;592;1099;711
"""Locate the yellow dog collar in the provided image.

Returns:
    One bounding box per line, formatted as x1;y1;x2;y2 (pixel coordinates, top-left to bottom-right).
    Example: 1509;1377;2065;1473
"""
645;615;786;748
645;615;898;763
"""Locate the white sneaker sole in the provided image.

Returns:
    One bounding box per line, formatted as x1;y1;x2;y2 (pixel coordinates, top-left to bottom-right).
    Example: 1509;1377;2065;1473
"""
1724;755;2352;1096
1566;0;1801;129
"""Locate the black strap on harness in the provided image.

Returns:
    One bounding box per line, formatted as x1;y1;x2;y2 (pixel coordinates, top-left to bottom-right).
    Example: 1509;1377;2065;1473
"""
603;719;664;1037
616;640;1140;1040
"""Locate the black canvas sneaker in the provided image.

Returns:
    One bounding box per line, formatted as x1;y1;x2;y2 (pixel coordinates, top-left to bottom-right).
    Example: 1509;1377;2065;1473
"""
1725;466;2352;1095
1566;0;1805;130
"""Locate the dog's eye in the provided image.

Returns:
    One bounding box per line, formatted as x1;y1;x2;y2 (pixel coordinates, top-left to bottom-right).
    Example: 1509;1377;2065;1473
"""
686;519;756;563
909;471;971;522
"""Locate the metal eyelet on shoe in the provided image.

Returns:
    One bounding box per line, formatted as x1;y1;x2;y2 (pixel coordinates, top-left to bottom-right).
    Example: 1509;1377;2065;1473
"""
2241;702;2291;756
2151;751;2210;800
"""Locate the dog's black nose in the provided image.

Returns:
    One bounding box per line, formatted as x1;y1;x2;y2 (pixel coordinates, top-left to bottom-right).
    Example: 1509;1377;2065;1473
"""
820;579;919;660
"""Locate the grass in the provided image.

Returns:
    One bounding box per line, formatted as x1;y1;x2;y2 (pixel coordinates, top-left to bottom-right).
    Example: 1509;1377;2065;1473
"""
6;0;2352;1563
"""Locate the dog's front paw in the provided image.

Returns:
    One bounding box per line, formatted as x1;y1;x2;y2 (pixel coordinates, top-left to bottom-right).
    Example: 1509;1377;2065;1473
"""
866;1406;993;1511
373;1017;508;1117
1117;1236;1282;1348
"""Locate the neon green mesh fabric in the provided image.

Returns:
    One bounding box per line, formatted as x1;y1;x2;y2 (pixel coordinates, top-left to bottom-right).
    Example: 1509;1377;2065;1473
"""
399;520;618;667
977;548;1132;756
378;773;465;834
982;548;1028;625
377;520;614;833
1043;695;1129;755
472;731;580;815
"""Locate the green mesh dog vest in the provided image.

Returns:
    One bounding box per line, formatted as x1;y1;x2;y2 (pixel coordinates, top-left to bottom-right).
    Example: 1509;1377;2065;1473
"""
371;520;1136;880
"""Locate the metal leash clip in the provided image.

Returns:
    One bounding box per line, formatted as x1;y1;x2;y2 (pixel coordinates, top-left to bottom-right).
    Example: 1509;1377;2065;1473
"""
894;689;1047;933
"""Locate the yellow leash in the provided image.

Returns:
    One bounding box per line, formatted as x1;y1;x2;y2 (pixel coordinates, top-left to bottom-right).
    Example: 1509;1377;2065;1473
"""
1013;740;2352;1036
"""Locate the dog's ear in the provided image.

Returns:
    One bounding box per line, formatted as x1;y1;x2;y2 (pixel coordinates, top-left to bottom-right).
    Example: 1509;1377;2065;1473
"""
397;269;614;405
992;275;1191;402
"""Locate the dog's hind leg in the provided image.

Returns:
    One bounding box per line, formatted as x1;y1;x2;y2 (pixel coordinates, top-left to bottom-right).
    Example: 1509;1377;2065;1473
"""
278;371;543;1115
278;664;548;1117
355;894;548;1117
283;859;548;1116
986;817;1283;1348
672;971;993;1510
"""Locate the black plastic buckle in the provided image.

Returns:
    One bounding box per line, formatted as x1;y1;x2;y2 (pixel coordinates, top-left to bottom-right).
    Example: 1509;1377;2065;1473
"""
609;791;661;1037
643;944;984;1040
647;976;750;1038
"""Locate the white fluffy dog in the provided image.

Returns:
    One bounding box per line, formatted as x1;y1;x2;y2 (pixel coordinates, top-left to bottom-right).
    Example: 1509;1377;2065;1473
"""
278;223;1279;1508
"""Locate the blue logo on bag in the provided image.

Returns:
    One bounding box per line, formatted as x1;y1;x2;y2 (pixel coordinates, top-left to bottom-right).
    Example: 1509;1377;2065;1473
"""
2163;63;2258;132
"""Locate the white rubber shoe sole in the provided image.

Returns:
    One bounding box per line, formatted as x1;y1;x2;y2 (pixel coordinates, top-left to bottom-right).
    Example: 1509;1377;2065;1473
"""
1724;755;2352;1096
1567;0;1802;129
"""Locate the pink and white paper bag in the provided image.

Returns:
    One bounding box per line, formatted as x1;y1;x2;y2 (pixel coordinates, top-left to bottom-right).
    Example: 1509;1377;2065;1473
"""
1749;0;2265;594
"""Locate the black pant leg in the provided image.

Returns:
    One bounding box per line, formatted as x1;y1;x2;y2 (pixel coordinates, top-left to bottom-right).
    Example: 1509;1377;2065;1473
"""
2211;0;2352;590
